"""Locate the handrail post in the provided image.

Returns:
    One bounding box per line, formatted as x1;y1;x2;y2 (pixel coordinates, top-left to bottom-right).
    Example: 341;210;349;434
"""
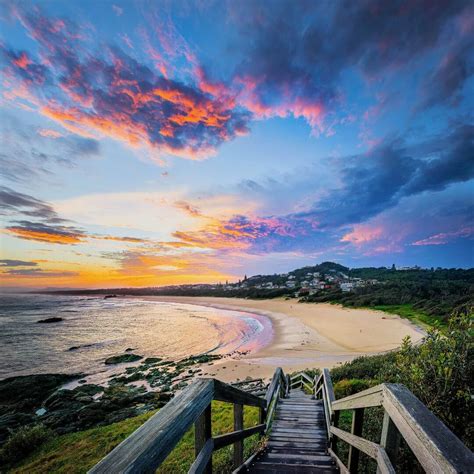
347;407;364;472
195;403;212;474
233;404;244;469
380;410;400;467
330;410;339;454
285;374;290;397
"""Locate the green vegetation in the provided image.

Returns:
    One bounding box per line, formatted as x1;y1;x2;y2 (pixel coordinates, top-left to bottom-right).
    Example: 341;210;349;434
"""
371;304;445;330
330;305;473;451
383;305;473;446
6;402;261;474
0;425;53;466
308;267;473;323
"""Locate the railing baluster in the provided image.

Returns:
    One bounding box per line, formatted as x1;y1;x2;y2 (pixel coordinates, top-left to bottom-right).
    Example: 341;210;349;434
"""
195;403;212;474
233;404;244;469
331;410;340;455
347;407;365;472
380;411;401;467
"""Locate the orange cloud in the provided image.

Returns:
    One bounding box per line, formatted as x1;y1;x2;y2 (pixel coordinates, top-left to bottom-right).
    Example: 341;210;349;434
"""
5;226;86;244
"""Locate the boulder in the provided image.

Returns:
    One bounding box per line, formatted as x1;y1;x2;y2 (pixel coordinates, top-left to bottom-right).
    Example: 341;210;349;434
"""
37;317;63;323
104;353;143;365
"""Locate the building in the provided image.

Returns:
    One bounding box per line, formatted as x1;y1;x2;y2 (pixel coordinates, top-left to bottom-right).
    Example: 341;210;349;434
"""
340;282;354;292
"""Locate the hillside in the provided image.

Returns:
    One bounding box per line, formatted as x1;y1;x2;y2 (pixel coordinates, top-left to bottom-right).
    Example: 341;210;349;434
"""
48;262;474;324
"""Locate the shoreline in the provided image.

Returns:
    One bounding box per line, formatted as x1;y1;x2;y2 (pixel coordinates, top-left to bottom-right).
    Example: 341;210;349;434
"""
132;296;425;382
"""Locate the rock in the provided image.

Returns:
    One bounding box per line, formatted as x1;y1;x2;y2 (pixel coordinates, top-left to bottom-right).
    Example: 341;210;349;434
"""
0;373;81;411
104;295;117;299
37;317;63;324
104;353;143;365
142;357;163;365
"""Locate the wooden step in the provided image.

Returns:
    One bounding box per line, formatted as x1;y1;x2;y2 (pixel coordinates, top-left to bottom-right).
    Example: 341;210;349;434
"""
260;452;336;466
249;463;338;473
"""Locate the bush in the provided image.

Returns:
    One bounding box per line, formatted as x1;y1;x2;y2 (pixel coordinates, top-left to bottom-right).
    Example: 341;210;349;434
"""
333;378;374;399
0;424;53;465
330;352;396;382
382;304;473;448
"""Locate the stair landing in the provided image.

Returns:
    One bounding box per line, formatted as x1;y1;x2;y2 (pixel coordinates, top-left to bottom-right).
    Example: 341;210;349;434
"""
247;389;338;473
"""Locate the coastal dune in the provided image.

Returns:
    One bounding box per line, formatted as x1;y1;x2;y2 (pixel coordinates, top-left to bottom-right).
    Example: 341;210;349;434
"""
144;297;425;382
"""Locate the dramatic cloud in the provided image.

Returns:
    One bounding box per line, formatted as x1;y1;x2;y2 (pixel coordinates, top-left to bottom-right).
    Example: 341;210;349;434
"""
301;123;474;228
226;0;472;129
1;5;250;159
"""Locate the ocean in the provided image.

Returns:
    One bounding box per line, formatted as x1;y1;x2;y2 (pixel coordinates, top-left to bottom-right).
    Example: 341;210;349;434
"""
0;294;273;381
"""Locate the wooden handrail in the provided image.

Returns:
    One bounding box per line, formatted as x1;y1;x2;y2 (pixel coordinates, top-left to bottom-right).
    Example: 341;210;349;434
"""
91;367;472;474
315;372;474;474
90;371;288;474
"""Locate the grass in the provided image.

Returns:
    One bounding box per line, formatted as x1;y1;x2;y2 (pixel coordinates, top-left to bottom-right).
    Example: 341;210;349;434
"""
9;402;262;474
371;304;446;331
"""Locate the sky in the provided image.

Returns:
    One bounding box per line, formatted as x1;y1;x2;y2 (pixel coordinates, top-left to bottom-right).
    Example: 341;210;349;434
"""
0;0;473;289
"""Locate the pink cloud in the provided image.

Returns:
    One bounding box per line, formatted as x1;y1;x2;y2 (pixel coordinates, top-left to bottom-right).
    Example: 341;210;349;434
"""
341;225;384;245
411;227;474;246
38;128;63;138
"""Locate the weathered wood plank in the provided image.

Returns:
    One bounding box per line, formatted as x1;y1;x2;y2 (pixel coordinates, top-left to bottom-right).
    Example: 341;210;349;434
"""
375;446;396;474
233;404;243;469
299;372;314;385
383;383;474;473
214;424;266;450
332;384;384;411
322;368;335;406
347;407;364;472
265;383;280;432
195;403;212;474
214;379;265;408
89;378;214;474
266;368;284;407
330;426;379;459
328;448;350;474
189;438;214;474
380;411;400;466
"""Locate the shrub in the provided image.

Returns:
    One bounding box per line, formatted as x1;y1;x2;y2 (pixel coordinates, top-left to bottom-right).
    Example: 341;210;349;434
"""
382;304;473;448
330;352;396;382
333;378;374;399
0;424;53;465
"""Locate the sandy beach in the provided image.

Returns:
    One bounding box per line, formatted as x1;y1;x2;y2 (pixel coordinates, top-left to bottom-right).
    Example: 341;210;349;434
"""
140;297;425;382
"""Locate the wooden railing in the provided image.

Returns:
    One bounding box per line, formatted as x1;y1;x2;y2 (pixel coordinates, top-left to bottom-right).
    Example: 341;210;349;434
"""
314;371;474;474
289;371;315;393
90;368;473;473
90;372;288;474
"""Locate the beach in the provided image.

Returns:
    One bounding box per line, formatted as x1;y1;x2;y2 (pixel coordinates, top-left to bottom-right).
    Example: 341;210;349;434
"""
139;296;425;382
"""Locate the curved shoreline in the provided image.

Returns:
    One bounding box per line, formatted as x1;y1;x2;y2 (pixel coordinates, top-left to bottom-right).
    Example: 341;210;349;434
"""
132;296;426;382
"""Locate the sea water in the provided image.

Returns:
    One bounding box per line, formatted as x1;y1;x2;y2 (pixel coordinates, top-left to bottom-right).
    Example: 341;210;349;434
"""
0;294;272;380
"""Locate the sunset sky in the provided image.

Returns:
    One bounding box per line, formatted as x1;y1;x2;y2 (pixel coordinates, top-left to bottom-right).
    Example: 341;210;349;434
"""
1;0;473;289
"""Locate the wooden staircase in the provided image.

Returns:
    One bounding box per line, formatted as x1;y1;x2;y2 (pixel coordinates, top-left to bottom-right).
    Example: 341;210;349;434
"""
90;368;474;474
247;389;338;473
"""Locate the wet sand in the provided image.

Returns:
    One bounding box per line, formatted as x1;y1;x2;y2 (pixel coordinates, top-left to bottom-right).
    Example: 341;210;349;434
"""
138;296;425;382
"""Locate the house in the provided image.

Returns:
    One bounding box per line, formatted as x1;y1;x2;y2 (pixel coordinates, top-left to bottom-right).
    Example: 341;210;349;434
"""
340;282;354;292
